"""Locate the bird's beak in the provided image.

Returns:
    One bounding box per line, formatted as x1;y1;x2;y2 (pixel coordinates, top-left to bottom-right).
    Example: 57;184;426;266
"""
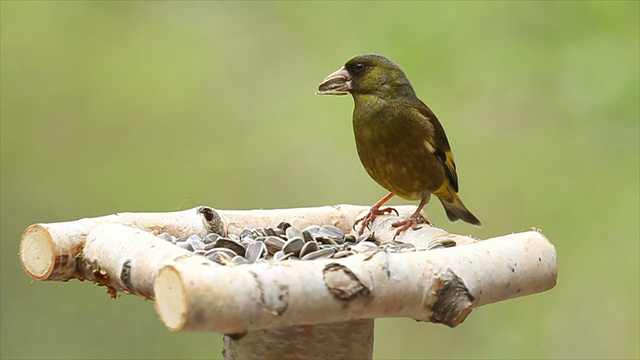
316;67;352;95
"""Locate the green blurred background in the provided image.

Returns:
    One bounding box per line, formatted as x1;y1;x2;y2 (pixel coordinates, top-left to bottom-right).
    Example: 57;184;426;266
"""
1;1;638;359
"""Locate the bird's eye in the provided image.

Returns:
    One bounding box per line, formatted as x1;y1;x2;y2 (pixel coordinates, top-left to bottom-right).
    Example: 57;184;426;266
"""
353;63;366;74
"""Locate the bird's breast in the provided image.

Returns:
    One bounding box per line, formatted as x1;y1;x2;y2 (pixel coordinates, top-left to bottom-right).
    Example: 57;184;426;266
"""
352;106;446;200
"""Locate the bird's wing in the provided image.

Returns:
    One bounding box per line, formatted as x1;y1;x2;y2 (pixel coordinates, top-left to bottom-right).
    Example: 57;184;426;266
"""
413;101;459;192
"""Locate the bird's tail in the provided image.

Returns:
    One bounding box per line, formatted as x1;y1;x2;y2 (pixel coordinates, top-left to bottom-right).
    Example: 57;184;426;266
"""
434;185;482;226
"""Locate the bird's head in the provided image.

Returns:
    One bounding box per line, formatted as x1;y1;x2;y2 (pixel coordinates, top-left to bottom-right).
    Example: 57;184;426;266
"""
317;54;415;99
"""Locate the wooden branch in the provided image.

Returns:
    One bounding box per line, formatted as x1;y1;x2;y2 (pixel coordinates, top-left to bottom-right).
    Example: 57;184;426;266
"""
154;230;556;332
19;205;417;282
79;223;194;298
19;207;209;281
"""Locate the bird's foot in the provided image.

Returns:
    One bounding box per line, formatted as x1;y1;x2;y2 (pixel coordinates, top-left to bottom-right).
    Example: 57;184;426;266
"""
391;214;431;239
354;206;399;235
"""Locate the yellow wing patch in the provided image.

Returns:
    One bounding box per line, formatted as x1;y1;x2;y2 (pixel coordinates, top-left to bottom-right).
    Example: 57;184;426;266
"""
443;150;456;179
423;138;456;175
423;139;435;153
425;139;459;192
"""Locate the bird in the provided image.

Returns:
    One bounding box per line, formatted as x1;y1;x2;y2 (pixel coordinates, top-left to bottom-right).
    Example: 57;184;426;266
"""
317;54;481;237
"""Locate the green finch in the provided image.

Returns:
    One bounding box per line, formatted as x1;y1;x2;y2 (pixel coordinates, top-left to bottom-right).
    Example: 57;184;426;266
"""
317;54;481;236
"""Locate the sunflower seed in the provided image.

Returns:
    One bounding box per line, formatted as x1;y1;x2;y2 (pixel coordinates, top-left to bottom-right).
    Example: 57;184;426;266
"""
177;240;193;251
188;235;205;251
315;235;339;246
299;241;319;257
302;230;315;243
396;243;417;252
278;253;294;261
240;236;255;245
240;228;255;239
264;236;285;255
277;222;291;231
319;225;345;239
350;241;378;253
285;226;303;240
157;232;174;242
203;233;221;244
356;233;371;243
303;225;320;234
245;242;266;263
332;250;353;259
214;238;246;257
428;239;457;250
205;248;235;264
282;237;304;256
343;234;357;244
301;248;335;260
205;247;236;258
232;256;250;265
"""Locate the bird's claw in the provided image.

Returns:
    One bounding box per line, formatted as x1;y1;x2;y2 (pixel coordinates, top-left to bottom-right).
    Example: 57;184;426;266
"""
378;207;399;217
391;214;431;239
354;206;401;235
353;212;376;235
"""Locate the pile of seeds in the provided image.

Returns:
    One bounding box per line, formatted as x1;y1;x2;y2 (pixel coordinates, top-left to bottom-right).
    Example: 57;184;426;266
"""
157;222;445;265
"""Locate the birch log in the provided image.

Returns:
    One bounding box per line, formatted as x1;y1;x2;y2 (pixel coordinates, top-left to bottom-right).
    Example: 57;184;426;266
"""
79;223;195;298
154;230;556;333
19;205;416;282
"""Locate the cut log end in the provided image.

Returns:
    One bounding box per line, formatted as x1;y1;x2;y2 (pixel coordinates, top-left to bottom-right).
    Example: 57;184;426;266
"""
20;225;56;280
154;266;188;331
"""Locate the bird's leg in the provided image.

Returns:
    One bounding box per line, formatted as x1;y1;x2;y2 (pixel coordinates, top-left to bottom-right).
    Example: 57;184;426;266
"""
354;192;399;235
391;197;431;238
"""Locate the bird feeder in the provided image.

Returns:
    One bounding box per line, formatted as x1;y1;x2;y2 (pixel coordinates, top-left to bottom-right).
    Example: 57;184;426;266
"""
19;205;557;359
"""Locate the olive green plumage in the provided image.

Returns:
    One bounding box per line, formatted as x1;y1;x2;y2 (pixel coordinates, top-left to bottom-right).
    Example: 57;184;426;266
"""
318;54;480;229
